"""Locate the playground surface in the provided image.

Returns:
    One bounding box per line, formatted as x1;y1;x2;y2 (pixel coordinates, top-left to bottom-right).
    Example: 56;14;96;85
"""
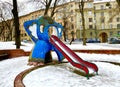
0;41;120;87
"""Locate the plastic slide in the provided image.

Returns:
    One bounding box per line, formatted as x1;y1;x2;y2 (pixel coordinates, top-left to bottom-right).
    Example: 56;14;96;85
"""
50;35;98;78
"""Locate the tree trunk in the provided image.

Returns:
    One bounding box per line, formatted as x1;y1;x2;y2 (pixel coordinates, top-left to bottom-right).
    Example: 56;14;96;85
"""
81;11;86;45
79;0;86;45
12;0;21;49
44;0;52;16
116;0;120;6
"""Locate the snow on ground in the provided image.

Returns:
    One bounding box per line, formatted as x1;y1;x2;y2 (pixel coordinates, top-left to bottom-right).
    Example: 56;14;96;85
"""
0;41;120;51
0;57;31;87
0;41;120;87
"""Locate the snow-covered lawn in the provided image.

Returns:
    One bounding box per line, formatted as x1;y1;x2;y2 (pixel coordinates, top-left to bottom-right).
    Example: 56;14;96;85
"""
0;41;120;87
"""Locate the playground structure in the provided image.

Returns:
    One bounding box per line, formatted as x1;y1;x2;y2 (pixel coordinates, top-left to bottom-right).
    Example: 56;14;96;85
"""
24;16;98;79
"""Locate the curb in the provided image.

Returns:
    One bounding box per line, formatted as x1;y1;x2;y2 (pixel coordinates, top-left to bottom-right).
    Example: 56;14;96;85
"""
14;62;59;87
14;66;40;87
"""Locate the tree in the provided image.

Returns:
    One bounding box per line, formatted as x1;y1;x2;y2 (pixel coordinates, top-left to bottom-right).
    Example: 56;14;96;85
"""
12;0;21;49
108;0;120;23
29;0;68;17
56;5;73;42
116;0;120;6
0;1;14;41
78;0;86;45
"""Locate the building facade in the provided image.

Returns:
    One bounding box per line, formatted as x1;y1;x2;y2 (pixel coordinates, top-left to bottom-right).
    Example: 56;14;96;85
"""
75;0;120;42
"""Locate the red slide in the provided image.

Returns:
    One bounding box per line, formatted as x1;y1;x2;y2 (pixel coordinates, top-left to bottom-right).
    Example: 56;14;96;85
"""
50;35;98;78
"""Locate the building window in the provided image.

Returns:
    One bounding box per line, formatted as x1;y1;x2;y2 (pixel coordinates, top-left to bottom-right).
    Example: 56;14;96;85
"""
90;32;92;36
101;5;104;10
80;25;83;30
89;25;93;29
109;18;113;22
110;31;113;36
109;24;113;29
116;17;120;22
71;10;73;14
32;16;34;19
71;24;74;29
117;31;120;35
80;18;82;22
117;24;120;29
88;3;92;8
109;11;112;16
94;6;96;10
101;18;105;23
88;11;92;16
94;12;96;17
89;18;92;22
71;4;73;7
71;17;74;21
101;24;105;29
101;12;104;16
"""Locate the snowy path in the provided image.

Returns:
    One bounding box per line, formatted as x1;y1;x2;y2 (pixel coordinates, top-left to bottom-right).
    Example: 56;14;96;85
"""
0;56;120;87
23;61;120;87
0;57;31;87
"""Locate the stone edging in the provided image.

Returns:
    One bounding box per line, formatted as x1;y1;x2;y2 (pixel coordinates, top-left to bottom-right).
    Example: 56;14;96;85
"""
14;62;60;87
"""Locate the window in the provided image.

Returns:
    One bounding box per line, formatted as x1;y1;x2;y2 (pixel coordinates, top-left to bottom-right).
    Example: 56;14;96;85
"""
71;24;74;29
117;31;120;35
89;18;92;22
101;18;105;23
101;5;104;10
101;12;104;16
94;6;96;10
109;18;113;22
88;3;92;8
116;17;120;22
71;17;74;21
94;13;96;17
88;11;92;15
32;16;34;19
109;24;113;29
71;4;73;7
101;24;105;29
80;18;82;22
117;24;120;29
90;32;92;36
109;31;113;36
89;25;93;29
109;11;112;16
80;26;83;30
71;10;73;14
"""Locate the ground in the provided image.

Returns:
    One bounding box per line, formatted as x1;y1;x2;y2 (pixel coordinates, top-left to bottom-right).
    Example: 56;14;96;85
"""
0;41;120;87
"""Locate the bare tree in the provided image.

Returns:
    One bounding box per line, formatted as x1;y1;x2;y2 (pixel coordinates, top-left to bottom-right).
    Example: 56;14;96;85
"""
108;1;120;23
0;1;14;41
78;0;86;45
116;0;120;6
56;6;72;42
28;0;68;18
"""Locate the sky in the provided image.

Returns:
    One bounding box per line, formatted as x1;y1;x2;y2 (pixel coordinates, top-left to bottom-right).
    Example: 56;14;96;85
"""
1;0;116;3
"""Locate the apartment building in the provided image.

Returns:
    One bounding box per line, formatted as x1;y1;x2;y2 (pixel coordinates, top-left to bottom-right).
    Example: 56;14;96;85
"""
75;0;120;42
0;0;120;43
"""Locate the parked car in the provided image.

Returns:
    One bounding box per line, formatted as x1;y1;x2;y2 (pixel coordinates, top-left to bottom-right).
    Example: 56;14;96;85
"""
86;39;100;43
108;37;120;44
